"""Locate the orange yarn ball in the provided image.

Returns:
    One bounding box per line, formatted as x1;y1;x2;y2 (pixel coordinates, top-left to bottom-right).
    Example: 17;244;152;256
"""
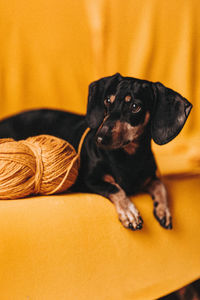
0;134;81;199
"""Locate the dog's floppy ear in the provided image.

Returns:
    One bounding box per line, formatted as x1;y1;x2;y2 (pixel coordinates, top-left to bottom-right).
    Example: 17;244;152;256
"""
151;82;192;145
86;73;121;129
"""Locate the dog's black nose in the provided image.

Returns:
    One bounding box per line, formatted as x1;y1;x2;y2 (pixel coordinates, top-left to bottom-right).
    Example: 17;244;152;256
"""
96;136;103;144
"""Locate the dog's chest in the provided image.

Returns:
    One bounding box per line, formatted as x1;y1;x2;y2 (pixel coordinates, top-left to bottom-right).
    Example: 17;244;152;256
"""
113;164;145;195
109;150;156;195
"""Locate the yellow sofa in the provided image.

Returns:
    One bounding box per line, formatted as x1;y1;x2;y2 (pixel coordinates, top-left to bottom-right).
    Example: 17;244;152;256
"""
0;0;199;299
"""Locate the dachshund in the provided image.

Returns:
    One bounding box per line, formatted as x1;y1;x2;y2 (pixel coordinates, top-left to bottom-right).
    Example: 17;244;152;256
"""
0;73;192;231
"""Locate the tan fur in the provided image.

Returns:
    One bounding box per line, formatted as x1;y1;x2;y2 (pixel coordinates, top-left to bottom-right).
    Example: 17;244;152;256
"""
109;95;116;103
103;174;115;184
178;286;199;300
146;178;171;227
123;142;139;155
111;111;150;153
125;95;131;102
112;120;123;144
103;175;142;229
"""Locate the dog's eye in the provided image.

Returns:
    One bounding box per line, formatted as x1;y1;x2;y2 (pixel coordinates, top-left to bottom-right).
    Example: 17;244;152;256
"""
104;97;111;106
132;103;141;113
104;95;116;107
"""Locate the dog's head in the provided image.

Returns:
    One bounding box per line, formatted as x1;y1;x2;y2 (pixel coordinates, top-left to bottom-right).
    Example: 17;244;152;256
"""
86;73;192;150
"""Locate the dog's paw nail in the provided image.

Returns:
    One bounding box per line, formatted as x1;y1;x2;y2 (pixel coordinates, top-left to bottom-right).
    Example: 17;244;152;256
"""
128;222;134;230
136;223;143;230
139;216;143;224
166;218;173;229
167;223;173;229
160;216;166;227
153;206;172;229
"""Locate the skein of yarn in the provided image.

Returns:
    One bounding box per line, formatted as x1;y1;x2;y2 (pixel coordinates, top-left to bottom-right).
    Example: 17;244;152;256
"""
0;128;90;200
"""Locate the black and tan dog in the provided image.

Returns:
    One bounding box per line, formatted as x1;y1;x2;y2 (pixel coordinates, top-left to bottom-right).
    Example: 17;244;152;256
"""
0;73;192;230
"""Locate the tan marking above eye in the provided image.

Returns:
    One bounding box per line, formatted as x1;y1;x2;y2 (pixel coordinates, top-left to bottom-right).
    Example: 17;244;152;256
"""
125;95;131;102
110;95;116;103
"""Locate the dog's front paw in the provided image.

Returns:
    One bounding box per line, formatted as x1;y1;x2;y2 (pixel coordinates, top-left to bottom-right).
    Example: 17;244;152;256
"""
153;202;172;229
116;201;143;231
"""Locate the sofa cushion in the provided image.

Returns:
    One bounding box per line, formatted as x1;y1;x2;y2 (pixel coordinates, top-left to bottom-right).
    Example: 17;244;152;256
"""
0;176;199;299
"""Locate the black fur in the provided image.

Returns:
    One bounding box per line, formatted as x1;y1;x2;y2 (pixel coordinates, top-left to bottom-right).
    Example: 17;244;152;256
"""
0;73;192;200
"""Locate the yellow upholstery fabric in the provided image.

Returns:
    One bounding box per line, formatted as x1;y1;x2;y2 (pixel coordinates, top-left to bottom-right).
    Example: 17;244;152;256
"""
0;177;200;300
0;0;200;299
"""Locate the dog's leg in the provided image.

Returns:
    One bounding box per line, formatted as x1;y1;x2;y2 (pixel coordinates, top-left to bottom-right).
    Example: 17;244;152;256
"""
103;175;143;231
145;178;172;229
